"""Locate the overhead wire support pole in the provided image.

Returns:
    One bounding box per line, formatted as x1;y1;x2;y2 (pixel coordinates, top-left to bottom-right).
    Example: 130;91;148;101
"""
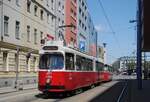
136;0;142;90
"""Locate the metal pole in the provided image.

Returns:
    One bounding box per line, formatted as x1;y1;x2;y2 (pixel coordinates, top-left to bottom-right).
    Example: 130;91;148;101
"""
136;0;142;90
15;46;19;89
54;0;57;40
1;0;3;41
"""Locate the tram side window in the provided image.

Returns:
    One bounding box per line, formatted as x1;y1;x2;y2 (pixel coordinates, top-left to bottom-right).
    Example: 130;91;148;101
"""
65;53;74;70
76;55;82;71
79;57;85;71
96;61;104;71
87;59;93;71
96;61;99;71
83;58;88;71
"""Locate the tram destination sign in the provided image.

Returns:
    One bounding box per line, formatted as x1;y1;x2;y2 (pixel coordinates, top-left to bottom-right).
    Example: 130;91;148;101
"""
43;46;58;50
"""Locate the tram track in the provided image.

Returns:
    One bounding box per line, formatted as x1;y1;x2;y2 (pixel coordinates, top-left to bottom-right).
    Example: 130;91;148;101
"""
89;80;127;102
117;80;128;102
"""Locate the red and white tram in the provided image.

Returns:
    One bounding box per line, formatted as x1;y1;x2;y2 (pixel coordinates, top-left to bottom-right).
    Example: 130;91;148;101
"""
38;41;112;93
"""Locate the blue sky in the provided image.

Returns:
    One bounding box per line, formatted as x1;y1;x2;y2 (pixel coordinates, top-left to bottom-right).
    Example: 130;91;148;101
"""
87;0;137;64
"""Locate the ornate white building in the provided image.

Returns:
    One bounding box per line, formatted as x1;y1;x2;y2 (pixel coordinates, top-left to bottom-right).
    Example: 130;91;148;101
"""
0;0;56;87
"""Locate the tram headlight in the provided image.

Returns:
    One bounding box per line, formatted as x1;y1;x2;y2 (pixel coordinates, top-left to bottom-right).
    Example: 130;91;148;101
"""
46;78;51;83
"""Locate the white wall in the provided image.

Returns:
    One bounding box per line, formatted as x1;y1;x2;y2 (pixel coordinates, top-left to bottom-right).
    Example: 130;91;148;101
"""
2;0;56;50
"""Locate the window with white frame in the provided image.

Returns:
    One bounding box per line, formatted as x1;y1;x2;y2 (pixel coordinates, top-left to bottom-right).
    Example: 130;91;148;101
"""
58;18;61;26
15;21;20;39
47;13;49;23
40;10;44;20
4;16;9;36
79;7;81;14
27;25;30;42
51;0;54;10
16;0;20;6
51;16;54;27
34;29;37;44
62;20;64;25
40;31;43;41
27;0;31;12
62;5;64;15
58;1;61;12
34;5;38;16
46;0;49;7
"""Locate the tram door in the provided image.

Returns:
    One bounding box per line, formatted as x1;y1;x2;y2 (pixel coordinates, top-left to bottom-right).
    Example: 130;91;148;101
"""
96;61;100;81
65;53;75;88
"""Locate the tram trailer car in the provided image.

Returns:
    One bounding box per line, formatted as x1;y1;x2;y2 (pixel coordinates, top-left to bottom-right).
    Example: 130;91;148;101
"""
38;44;112;93
101;64;113;82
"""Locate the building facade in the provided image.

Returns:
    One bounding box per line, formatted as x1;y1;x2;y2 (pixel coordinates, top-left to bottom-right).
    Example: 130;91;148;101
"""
65;0;77;47
97;45;105;63
88;13;97;57
77;0;89;52
0;0;99;88
55;0;65;41
112;56;137;72
0;0;56;87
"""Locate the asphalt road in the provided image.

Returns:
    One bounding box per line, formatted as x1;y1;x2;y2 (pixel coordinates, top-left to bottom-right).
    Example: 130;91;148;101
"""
90;80;126;102
0;81;119;102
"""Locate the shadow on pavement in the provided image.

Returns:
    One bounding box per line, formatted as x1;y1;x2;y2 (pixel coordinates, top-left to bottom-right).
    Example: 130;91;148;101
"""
90;79;150;102
89;80;125;102
35;92;69;99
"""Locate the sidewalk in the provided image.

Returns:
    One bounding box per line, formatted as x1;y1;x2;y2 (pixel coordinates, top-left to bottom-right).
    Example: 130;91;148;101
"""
0;83;38;94
128;79;150;102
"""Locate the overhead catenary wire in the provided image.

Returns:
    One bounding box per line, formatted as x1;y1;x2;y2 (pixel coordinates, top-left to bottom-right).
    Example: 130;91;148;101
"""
97;0;123;55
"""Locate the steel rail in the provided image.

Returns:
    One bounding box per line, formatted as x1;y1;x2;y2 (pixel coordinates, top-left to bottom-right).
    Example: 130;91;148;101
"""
117;81;128;102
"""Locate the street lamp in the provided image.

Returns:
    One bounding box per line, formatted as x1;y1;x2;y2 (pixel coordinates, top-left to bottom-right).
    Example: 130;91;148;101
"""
56;24;76;45
129;20;137;23
58;24;76;28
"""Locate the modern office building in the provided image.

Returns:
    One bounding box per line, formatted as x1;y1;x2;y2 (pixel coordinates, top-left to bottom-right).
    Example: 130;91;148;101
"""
55;0;98;56
65;0;77;47
76;0;97;55
77;0;89;52
88;13;98;57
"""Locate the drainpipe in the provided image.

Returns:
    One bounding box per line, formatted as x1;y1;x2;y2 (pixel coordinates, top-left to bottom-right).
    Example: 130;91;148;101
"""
1;0;3;41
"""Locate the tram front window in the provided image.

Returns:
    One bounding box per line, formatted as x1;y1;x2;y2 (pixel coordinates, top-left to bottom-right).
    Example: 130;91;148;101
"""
39;54;64;70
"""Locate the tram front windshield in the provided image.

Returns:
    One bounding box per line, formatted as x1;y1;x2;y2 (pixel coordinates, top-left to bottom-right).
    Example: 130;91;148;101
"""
39;53;64;70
